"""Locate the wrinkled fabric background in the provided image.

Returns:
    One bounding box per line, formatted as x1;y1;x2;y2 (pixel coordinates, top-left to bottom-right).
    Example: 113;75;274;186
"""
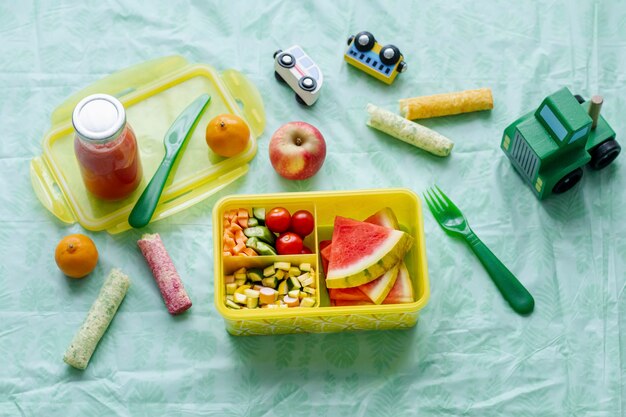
1;1;625;415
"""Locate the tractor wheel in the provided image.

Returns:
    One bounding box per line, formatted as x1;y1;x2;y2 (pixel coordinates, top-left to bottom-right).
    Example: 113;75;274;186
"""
589;138;621;170
574;94;585;104
552;168;584;194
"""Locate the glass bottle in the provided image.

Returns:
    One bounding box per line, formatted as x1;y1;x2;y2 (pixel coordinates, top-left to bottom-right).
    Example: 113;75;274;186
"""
72;94;142;200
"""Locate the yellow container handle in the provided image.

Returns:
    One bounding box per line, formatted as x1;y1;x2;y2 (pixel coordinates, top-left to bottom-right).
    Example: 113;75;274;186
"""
50;55;189;127
221;69;266;139
30;156;75;224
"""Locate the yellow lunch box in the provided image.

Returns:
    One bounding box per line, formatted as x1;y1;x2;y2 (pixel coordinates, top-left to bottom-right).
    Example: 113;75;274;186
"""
212;188;430;336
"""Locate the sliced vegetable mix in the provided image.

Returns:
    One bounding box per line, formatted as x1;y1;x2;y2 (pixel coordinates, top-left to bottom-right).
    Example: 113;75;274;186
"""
223;207;315;256
224;262;317;309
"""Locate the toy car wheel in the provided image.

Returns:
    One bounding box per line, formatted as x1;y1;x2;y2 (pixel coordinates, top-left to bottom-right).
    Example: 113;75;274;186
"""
552;168;584;194
397;61;407;73
379;45;401;66
298;76;317;92
574;94;585;104
273;49;282;59
589;138;621;170
277;53;295;68
274;71;286;83
295;93;308;106
347;35;355;46
354;31;376;52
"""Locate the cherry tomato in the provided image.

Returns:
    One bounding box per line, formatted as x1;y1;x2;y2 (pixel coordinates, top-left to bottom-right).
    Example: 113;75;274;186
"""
276;232;303;255
301;246;313;254
290;210;315;237
266;207;291;233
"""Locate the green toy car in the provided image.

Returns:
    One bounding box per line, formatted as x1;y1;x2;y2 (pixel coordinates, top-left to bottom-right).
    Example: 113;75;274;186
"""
501;87;620;199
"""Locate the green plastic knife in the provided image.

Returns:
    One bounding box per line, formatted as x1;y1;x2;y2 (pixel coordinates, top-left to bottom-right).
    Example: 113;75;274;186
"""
128;94;211;228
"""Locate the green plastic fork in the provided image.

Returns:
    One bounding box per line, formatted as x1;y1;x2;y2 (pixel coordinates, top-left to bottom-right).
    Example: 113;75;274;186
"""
423;186;534;315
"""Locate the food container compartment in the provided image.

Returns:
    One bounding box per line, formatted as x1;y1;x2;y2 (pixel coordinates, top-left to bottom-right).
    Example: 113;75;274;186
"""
212;189;430;336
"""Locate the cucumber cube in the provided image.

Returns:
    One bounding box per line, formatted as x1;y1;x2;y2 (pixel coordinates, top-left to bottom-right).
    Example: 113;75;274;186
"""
226;299;241;309
247;269;263;282
303;287;316;295
288;267;301;277
277;280;288;295
226;283;238;295
298;273;314;287
288;289;300;299
262;276;277;289
299;263;312;272
288;276;302;289
244;289;260;299
275;262;291;271
300;297;316;308
274;269;286;280
234;292;247;305
246;297;259;309
263;265;276;277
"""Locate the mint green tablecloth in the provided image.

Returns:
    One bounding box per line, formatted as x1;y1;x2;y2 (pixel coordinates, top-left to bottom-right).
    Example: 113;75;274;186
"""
1;1;625;415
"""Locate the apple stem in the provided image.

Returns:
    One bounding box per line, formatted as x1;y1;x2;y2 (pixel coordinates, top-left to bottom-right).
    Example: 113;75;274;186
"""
295;137;303;146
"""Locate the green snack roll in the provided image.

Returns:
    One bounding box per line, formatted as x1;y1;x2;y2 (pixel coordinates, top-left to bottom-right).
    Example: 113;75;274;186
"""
63;268;131;370
366;103;454;157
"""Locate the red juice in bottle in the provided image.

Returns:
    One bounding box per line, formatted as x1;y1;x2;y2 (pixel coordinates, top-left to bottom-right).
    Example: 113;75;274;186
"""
72;94;142;200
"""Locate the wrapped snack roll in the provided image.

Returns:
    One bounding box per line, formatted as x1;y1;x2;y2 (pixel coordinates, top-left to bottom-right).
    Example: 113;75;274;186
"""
366;103;454;157
137;233;192;315
399;88;493;120
63;269;130;370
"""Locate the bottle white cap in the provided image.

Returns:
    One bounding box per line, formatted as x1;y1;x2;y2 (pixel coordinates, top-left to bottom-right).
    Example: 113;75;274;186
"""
72;94;126;142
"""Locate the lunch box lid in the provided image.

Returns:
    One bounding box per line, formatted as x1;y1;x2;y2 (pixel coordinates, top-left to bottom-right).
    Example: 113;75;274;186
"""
30;55;265;234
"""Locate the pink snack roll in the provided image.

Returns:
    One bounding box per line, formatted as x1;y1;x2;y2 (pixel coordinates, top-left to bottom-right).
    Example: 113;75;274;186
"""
137;233;192;315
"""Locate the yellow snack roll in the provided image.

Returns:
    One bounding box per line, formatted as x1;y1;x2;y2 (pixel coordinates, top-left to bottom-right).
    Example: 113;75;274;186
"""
366;104;454;157
399;88;493;120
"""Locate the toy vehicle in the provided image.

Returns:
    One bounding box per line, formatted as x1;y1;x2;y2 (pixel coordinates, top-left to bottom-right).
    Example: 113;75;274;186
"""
273;45;323;106
501;87;620;199
344;31;407;85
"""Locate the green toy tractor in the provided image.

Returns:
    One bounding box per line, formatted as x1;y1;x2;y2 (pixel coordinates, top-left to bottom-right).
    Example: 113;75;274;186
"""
501;87;620;199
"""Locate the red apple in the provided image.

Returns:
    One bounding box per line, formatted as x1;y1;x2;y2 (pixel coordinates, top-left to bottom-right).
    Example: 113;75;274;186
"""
269;121;326;180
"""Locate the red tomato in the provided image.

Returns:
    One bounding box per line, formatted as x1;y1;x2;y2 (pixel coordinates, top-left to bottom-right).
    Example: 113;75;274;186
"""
266;207;291;233
290;210;314;237
276;232;303;255
301;246;313;254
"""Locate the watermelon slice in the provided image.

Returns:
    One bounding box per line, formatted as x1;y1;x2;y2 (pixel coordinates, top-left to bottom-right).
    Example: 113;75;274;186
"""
319;240;333;252
325;217;413;288
383;262;414;304
328;287;369;301
363;207;400;230
320;242;332;275
358;263;399;304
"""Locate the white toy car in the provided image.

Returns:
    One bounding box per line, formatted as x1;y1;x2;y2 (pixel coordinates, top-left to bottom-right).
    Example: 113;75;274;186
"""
274;45;323;106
